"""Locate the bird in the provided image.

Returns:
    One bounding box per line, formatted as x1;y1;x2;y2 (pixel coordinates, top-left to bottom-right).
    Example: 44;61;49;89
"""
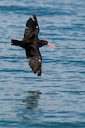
11;14;56;76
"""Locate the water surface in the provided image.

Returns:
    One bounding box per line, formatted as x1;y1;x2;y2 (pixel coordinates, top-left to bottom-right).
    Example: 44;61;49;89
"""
0;0;85;127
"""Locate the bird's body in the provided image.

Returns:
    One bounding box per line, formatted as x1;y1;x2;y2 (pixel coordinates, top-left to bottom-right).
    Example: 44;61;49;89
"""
11;14;56;76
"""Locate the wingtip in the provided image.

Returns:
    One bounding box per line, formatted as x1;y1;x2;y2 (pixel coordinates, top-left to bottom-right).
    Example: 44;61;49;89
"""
33;14;37;18
37;68;42;76
33;14;37;22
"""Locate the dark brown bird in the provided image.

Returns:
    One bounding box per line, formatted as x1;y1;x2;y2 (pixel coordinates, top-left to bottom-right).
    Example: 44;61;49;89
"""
11;14;56;76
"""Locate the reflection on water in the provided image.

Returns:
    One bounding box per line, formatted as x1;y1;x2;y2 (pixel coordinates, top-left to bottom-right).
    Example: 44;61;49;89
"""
20;90;42;121
23;90;42;110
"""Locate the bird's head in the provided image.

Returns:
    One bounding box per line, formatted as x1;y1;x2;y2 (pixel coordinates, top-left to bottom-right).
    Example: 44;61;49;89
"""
39;40;56;48
45;40;56;49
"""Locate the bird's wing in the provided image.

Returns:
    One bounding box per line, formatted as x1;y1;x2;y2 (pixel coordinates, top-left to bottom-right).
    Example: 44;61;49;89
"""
26;47;42;76
29;55;42;76
26;14;39;31
23;15;39;41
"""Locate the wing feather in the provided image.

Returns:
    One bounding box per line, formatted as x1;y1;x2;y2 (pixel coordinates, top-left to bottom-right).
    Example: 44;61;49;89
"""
23;14;39;41
29;57;42;76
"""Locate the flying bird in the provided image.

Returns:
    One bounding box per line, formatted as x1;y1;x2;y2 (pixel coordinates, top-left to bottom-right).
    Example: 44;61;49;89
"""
11;14;56;76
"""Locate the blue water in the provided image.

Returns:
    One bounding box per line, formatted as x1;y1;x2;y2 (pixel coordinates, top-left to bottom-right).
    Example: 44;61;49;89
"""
0;0;85;127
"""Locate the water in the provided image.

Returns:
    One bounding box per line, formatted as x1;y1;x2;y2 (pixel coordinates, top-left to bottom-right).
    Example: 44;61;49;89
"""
0;0;85;127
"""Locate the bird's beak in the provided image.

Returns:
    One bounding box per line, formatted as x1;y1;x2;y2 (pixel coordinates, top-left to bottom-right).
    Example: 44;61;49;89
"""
47;43;56;48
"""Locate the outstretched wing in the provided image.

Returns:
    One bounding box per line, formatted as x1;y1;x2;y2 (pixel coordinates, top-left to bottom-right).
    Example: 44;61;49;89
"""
29;53;42;76
26;14;39;31
23;14;40;41
29;56;42;76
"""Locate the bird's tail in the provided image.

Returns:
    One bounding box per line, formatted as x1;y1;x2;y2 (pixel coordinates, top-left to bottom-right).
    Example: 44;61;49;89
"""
11;39;24;48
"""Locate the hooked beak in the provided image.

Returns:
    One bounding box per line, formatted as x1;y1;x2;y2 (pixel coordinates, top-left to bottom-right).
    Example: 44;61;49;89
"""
47;43;56;48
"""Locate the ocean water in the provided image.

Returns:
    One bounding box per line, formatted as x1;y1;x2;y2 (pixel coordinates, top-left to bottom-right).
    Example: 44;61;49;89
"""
0;0;85;127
